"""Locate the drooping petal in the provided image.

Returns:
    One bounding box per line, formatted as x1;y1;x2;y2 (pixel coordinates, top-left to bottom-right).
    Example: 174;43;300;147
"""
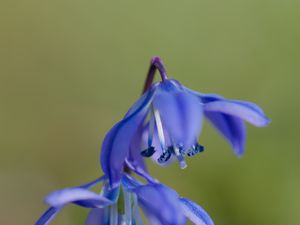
204;100;270;127
190;91;268;155
100;87;157;188
45;188;112;208
153;80;203;150
133;184;186;225
179;198;214;225
205;112;246;156
35;207;61;225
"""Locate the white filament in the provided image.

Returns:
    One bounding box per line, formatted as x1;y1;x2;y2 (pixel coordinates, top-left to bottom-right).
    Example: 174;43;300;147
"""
153;109;166;150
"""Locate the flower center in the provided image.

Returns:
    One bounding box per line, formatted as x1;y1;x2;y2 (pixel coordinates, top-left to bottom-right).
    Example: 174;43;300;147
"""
140;108;205;168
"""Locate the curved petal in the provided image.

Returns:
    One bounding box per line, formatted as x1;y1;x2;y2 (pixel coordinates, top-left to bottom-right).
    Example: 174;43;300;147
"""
179;198;214;225
45;188;112;208
190;91;268;155
205;112;246;156
35;207;61;225
134;184;186;225
100;87;157;188
153;81;203;150
204;100;270;127
186;89;224;104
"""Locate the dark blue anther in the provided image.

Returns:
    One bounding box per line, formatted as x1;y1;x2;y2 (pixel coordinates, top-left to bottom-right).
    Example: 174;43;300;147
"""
167;146;175;154
157;149;172;163
187;143;205;157
141;146;156;157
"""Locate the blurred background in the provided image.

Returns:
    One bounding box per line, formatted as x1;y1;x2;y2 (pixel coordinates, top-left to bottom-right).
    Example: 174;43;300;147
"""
1;0;299;224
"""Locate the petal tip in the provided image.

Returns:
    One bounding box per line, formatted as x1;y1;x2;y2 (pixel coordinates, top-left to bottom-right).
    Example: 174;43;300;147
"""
233;145;245;157
255;116;271;127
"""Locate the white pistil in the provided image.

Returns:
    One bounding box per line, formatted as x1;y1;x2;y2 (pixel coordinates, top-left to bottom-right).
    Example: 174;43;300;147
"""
171;139;187;169
175;146;187;169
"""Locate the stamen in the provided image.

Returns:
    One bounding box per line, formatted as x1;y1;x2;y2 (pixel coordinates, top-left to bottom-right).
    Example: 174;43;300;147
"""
178;144;186;155
157;149;172;163
141;146;155;157
174;145;187;169
170;139;187;169
187;143;205;157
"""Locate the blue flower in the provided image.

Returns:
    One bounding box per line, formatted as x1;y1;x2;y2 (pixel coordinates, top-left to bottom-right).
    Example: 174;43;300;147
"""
100;57;270;188
35;174;214;225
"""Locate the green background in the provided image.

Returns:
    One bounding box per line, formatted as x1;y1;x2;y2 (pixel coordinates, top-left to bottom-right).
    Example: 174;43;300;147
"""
1;0;299;225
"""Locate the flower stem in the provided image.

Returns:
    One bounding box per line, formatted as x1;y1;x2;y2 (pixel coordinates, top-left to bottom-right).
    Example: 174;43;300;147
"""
142;56;168;93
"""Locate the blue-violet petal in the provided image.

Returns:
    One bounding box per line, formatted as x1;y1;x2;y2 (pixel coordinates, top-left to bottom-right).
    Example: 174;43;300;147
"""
45;188;112;208
204;100;270;127
179;197;214;225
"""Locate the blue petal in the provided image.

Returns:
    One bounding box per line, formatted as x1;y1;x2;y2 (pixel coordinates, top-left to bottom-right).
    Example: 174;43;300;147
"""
85;208;108;225
45;188;112;208
127;124;148;173
100;87;157;188
204;100;270;127
134;184;186;225
153;80;203;150
35;207;60;225
192;91;269;155
193;92;224;103
179;198;214;225
125;83;158;118
205;112;246;156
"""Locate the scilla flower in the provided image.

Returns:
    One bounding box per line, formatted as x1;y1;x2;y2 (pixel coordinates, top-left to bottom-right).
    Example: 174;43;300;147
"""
101;57;270;188
36;173;214;225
